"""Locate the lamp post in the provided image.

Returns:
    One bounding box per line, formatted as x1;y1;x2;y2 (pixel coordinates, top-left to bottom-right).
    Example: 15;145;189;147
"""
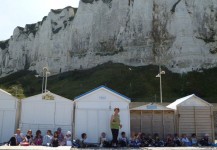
42;67;51;93
156;66;165;103
35;67;50;93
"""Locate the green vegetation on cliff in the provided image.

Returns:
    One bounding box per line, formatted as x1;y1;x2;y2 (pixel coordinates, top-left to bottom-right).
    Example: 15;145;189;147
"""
0;63;217;102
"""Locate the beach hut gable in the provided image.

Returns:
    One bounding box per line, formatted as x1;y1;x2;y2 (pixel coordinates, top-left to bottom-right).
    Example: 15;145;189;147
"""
74;85;131;102
22;92;71;103
167;94;212;109
131;103;172;111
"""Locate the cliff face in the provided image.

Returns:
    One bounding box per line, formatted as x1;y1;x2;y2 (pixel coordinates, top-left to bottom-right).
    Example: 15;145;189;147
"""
0;0;217;76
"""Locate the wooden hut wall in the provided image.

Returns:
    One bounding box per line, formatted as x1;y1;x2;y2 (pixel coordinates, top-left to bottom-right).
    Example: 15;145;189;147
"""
130;110;175;138
177;106;214;141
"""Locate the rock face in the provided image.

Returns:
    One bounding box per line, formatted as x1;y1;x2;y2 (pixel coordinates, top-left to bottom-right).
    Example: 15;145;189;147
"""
0;0;217;76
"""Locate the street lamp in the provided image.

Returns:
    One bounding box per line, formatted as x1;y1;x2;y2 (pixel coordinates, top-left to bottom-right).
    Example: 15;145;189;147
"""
35;67;50;93
156;66;165;103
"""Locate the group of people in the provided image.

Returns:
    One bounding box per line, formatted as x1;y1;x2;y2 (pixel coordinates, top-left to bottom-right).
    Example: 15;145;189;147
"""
7;127;73;147
78;132;213;148
127;132;212;147
5;107;215;148
107;107;214;148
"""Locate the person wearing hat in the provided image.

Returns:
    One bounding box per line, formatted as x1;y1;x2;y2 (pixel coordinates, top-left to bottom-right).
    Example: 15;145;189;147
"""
200;133;211;146
64;131;72;146
110;108;122;147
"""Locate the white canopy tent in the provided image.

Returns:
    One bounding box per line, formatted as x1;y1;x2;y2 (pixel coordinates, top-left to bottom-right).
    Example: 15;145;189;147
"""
167;94;214;142
74;86;131;143
20;92;73;136
0;89;20;143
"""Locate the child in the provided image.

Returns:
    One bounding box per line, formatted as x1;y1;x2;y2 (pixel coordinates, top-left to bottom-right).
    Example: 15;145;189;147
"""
81;133;94;148
57;127;64;145
80;133;88;148
153;133;164;147
25;130;33;145
200;133;211;146
191;133;198;146
181;134;191;146
173;133;182;146
100;132;110;147
165;134;174;147
64;131;72;146
43;130;53;146
140;133;149;147
118;131;128;147
146;134;154;147
33;130;43;145
129;132;141;147
51;131;59;147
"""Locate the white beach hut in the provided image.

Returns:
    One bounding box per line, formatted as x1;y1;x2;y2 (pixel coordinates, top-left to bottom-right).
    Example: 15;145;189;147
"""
167;94;214;141
130;103;175;138
19;92;73;136
74;86;131;143
0;89;20;143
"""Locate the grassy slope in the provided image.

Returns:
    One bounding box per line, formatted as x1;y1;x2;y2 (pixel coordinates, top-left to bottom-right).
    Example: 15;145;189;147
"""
0;62;217;102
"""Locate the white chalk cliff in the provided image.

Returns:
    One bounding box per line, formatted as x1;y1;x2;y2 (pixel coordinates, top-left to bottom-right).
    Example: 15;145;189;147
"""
0;0;217;76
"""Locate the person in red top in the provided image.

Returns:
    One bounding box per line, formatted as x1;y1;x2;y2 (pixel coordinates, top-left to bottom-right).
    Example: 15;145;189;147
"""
33;130;43;145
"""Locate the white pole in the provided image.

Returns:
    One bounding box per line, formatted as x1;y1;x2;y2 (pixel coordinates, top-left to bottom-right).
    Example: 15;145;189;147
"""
159;66;163;103
45;72;48;93
42;69;45;94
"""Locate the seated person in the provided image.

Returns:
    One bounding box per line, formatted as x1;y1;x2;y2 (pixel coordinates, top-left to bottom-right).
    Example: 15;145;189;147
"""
181;134;191;146
153;133;164;147
51;131;59;147
146;134;154;147
57;127;64;146
14;128;25;145
43;130;53;146
165;134;174;147
191;133;198;146
129;132;141;147
64;131;72;146
140;133;149;147
80;133;93;148
173;133;182;146
7;136;17;146
118;131;129;147
25;130;33;145
33;130;43;146
200;133;211;146
100;132;110;147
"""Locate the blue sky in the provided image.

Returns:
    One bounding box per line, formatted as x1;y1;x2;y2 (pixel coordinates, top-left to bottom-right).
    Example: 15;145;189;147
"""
0;0;79;41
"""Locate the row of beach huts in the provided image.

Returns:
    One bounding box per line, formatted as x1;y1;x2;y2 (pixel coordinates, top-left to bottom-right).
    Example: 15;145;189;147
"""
0;85;215;144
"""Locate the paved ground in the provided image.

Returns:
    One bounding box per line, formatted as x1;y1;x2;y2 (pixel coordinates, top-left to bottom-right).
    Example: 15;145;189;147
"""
1;146;217;150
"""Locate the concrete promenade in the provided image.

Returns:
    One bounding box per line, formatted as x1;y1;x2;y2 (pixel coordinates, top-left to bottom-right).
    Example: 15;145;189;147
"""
0;146;217;150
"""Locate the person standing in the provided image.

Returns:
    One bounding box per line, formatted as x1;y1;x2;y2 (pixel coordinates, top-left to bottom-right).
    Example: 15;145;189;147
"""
110;108;122;147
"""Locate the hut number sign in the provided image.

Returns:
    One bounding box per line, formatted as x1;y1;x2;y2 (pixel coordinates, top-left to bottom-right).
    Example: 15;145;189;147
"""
147;105;157;110
42;93;55;100
99;96;106;100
